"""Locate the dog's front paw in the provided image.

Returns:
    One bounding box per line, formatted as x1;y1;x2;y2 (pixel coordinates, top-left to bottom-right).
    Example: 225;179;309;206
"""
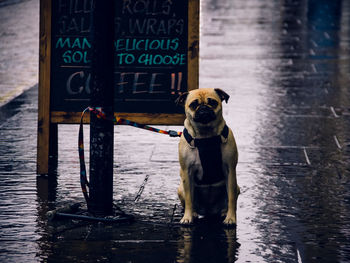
223;215;237;227
180;214;194;225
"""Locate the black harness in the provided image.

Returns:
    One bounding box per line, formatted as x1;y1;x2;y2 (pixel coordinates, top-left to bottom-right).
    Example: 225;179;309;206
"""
183;125;229;185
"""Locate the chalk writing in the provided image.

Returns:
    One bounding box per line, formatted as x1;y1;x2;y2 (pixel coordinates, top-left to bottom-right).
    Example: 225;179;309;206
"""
55;37;91;64
121;0;173;15
122;18;184;35
114;38;179;51
115;71;183;94
65;70;183;95
66;71;90;95
56;37;91;49
137;53;186;65
50;0;189;113
62;50;90;63
58;0;93;14
57;0;93;34
54;37;185;66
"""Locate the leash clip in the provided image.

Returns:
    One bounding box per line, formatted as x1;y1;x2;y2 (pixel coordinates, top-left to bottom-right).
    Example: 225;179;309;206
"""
168;130;181;137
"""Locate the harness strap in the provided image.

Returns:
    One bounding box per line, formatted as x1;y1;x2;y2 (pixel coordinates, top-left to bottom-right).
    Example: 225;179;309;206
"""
182;124;230;186
222;124;229;139
183;127;193;146
183;124;229;145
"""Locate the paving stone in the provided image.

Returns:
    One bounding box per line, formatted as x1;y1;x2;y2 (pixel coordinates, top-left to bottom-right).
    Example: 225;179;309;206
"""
1;0;350;262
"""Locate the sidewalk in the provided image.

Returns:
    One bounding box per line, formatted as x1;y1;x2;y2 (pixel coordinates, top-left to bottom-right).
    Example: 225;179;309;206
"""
1;0;350;262
0;0;38;107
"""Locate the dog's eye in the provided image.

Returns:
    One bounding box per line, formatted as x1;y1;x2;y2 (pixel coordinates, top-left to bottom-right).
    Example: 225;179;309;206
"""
207;98;218;108
189;100;199;110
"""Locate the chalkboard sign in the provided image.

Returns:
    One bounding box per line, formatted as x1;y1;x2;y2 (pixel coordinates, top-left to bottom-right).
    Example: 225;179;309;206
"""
37;0;199;174
50;0;195;113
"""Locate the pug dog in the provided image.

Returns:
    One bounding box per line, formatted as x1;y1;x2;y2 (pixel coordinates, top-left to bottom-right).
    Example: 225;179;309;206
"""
176;88;240;226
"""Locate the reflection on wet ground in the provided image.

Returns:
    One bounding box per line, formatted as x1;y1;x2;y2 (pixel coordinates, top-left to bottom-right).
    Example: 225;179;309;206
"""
1;0;350;262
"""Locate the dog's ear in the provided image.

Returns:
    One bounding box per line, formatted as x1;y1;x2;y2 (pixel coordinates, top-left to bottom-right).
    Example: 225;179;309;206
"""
214;89;230;103
175;92;189;107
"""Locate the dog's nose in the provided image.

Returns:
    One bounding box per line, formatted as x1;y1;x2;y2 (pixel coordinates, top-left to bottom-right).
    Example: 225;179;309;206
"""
194;105;216;124
198;104;210;111
197;105;213;117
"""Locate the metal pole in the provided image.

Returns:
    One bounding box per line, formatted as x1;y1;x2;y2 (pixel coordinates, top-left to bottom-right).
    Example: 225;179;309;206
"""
89;0;115;216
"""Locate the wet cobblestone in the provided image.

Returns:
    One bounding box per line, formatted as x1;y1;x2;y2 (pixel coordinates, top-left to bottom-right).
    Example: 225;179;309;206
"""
1;0;350;262
0;0;39;107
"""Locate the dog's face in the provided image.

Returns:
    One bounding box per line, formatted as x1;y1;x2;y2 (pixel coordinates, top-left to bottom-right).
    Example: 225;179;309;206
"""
176;88;230;126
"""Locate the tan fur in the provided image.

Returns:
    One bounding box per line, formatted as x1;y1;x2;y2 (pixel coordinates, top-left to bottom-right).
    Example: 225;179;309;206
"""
177;88;240;225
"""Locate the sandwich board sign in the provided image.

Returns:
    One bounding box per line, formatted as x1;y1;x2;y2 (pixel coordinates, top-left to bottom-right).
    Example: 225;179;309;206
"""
37;0;199;174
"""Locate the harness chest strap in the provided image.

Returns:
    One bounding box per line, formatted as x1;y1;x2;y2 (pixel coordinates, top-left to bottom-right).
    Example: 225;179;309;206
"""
182;124;229;146
182;124;229;185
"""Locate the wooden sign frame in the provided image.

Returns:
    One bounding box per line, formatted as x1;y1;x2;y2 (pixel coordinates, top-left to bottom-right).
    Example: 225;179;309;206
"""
37;0;199;174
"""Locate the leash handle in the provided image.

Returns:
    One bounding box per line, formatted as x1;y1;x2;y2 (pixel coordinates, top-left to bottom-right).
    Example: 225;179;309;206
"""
79;108;90;205
78;107;182;205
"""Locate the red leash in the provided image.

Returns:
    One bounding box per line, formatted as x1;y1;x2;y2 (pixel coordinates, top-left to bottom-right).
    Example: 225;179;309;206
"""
78;107;182;205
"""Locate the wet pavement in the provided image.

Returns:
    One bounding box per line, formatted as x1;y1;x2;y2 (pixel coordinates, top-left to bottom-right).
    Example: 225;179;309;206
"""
1;0;350;262
0;0;38;107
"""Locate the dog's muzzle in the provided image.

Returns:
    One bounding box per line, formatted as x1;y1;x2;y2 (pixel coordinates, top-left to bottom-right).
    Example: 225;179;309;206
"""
193;105;216;124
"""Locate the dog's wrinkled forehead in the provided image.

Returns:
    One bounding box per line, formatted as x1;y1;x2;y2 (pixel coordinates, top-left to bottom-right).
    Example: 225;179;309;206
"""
190;91;212;103
175;88;229;107
186;89;220;105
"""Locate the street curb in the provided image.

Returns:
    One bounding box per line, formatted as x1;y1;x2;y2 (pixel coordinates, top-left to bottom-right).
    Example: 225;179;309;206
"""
0;84;37;124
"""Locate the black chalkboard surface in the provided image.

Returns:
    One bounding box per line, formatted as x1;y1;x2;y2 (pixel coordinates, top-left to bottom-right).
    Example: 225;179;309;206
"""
50;0;190;113
37;0;198;174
